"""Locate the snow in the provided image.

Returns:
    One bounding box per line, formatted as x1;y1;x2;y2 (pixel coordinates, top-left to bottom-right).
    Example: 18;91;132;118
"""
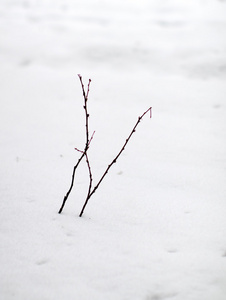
0;0;226;299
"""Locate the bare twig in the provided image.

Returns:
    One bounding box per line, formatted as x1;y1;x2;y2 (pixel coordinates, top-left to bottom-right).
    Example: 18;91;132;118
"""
58;75;92;214
59;75;152;217
84;152;93;210
79;106;152;217
58;151;86;214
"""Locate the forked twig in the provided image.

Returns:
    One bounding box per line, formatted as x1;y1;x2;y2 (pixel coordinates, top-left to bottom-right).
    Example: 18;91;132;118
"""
58;75;92;214
58;75;152;217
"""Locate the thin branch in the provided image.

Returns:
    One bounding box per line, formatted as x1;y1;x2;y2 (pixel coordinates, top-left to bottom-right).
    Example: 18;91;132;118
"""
84;152;93;209
78;75;91;150
58;75;92;214
58;152;86;214
79;107;152;217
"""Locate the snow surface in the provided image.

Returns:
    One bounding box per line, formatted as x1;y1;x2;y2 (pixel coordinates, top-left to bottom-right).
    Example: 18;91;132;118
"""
1;0;226;299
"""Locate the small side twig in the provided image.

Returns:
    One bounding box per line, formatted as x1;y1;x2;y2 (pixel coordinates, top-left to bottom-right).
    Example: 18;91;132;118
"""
79;106;152;217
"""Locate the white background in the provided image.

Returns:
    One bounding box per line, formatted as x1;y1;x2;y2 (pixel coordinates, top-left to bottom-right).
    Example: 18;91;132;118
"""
0;0;226;299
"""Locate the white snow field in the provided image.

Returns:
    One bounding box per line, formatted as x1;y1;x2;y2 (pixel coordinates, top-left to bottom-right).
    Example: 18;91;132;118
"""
0;0;226;299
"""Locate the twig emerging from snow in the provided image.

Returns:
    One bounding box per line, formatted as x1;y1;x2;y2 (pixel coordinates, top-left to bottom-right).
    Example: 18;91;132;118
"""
59;75;152;217
58;75;92;214
79;106;152;217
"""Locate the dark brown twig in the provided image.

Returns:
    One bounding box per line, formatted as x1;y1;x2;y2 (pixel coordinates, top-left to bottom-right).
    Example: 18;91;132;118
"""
79;106;152;217
59;75;152;217
58;75;92;214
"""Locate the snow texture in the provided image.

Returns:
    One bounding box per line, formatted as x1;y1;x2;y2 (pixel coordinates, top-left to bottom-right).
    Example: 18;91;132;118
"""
0;0;226;299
